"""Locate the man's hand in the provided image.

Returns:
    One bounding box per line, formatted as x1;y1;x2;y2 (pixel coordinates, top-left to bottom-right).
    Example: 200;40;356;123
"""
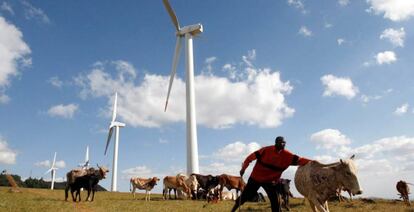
239;169;245;177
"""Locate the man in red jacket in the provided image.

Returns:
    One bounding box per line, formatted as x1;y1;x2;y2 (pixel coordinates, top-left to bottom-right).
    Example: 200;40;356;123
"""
231;136;312;212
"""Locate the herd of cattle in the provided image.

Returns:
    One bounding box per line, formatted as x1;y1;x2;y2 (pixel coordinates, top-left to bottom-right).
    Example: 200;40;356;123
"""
62;156;412;212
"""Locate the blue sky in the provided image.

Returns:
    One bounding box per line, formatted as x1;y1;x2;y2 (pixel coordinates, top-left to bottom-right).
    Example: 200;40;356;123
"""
1;0;414;198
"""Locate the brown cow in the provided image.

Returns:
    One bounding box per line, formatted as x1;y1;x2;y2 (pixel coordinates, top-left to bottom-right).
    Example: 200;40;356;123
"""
162;174;191;200
295;155;362;212
218;174;246;200
130;177;160;201
396;180;411;205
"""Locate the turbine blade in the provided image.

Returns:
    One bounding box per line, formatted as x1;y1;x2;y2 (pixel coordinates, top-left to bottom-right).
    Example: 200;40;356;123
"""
165;36;182;112
52;152;57;167
44;168;52;175
104;127;114;155
162;0;180;31
111;92;118;122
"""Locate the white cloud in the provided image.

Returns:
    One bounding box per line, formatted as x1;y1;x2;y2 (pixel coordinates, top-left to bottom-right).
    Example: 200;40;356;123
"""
0;17;31;101
367;0;414;21
339;0;350;6
122;166;153;179
298;26;312;37
47;76;63;88
360;94;382;103
0;137;17;164
321;74;359;99
376;51;397;65
203;56;217;74
311;129;352;150
337;38;345;45
22;1;50;24
47;104;79;119
242;49;256;67
35;160;65;168
380;28;405;47
287;0;307;14
75;52;295;129
200;162;241;176
324;22;333;28
213;141;261;162
394;103;409;116
1;2;14;15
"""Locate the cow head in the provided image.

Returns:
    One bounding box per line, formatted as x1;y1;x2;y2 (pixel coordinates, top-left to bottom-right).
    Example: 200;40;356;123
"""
152;177;160;185
97;164;110;179
335;155;362;196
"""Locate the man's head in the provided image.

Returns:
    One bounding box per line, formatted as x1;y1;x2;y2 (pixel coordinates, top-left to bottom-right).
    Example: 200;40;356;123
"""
275;136;286;150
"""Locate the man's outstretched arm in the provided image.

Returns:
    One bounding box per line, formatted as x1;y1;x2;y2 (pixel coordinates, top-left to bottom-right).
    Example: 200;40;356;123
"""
240;151;258;176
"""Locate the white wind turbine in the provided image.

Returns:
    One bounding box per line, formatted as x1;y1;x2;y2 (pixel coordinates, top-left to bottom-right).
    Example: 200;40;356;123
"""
162;0;202;175
79;146;89;169
104;92;125;192
44;152;58;190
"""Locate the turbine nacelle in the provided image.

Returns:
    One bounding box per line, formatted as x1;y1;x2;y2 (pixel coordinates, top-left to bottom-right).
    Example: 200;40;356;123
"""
109;121;126;129
177;24;203;36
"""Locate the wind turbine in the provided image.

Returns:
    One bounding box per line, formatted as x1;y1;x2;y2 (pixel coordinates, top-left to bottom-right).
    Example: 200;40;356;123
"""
79;146;89;169
104;92;125;192
162;0;202;175
44;152;58;190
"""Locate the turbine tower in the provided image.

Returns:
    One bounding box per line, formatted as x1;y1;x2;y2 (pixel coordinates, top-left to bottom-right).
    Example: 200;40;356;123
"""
44;152;58;190
79;146;89;169
104;92;125;191
162;0;202;175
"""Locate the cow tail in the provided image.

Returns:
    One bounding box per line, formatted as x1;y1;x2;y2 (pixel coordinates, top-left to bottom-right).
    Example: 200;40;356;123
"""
129;179;132;192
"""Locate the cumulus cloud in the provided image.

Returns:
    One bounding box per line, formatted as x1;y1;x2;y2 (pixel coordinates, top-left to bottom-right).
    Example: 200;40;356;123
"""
380;28;405;47
121;166;155;179
1;2;14;15
47;104;79;119
287;0;307;14
299;26;312;37
339;0;350;6
0;17;31;102
213;141;261;162
203;56;217;74
47;76;63;88
0;137;17;164
311;129;352;150
321;74;359;99
22;1;50;24
367;0;414;21
376;51;397;64
75;51;295;129
360;94;382;103
394;103;409;116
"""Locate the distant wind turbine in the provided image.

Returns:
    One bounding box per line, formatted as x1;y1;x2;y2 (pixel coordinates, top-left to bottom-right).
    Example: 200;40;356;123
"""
162;0;203;175
79;146;89;169
104;92;125;192
44;152;58;190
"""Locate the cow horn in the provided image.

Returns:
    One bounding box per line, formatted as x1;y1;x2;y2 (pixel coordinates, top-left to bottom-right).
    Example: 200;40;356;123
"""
97;163;101;168
350;154;355;160
340;159;344;164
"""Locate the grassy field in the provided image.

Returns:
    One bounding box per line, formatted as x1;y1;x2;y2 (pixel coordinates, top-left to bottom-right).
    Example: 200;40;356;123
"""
0;186;413;212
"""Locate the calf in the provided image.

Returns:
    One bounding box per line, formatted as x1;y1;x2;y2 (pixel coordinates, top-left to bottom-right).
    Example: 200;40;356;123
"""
162;175;191;200
130;177;160;201
397;180;411;205
277;178;293;211
191;174;220;199
218;174;246;200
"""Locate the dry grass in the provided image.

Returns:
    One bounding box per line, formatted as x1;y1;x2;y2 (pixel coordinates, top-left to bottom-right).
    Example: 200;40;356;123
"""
0;186;413;212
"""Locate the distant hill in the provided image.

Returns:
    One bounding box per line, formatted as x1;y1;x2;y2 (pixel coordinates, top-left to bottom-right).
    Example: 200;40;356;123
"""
0;174;106;191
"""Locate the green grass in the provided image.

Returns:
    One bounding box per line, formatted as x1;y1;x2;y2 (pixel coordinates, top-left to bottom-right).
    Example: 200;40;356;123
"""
0;186;413;212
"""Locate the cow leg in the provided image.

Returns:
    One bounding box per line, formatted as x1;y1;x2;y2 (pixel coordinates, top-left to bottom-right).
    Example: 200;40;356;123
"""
308;199;317;212
324;201;329;211
173;189;177;199
65;185;69;201
132;186;136;199
309;197;328;212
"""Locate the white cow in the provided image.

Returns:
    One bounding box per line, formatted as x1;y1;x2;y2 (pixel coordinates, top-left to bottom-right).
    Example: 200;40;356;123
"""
294;155;362;212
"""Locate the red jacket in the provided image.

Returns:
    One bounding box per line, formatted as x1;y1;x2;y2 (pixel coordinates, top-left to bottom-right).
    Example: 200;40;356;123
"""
242;145;311;183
